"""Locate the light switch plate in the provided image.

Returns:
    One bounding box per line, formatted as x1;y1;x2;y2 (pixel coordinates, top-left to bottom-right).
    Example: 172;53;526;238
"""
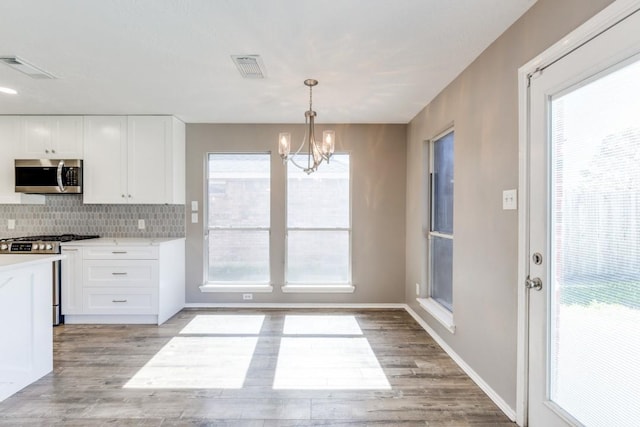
7;219;15;230
503;189;517;210
191;201;198;211
138;219;145;229
191;213;198;223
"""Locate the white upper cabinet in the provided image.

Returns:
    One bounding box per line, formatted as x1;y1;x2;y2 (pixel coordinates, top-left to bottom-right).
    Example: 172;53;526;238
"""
0;116;45;204
82;116;128;204
18;116;84;159
83;116;185;204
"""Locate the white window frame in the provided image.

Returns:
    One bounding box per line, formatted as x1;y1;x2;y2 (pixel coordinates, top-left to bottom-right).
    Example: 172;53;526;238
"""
200;152;273;293
417;128;455;333
282;152;354;293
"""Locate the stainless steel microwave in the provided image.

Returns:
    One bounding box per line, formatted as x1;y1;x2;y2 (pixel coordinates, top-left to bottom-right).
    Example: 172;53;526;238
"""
15;159;83;194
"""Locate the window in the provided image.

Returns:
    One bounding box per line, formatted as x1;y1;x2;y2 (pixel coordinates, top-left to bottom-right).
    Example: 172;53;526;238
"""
286;154;351;285
419;129;455;332
206;154;270;284
429;130;454;311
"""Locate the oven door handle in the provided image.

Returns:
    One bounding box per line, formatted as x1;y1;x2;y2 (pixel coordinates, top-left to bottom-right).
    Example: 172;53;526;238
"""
56;160;66;193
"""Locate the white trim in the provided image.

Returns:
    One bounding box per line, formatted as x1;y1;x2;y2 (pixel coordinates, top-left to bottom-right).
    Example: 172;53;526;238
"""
64;314;158;324
199;284;274;293
183;302;404;309
416;298;455;333
281;284;355;293
405;305;516;422
516;2;640;426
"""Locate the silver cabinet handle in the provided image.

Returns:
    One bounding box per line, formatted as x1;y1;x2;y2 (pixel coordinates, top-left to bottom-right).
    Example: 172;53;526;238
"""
63;248;78;252
111;251;127;254
112;299;127;303
111;272;128;276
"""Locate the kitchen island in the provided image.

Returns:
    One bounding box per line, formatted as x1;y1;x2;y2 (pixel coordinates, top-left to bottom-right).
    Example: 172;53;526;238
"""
61;237;185;325
0;254;63;402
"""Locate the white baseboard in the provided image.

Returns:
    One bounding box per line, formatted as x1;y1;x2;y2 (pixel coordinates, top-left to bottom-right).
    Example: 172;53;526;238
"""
404;305;517;422
183;302;406;309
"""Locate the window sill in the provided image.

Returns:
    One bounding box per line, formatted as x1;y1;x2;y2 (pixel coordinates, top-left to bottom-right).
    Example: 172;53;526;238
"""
417;298;456;333
199;284;274;293
281;284;355;294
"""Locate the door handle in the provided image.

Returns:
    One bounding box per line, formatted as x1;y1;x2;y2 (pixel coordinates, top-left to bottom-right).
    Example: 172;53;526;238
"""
525;276;542;291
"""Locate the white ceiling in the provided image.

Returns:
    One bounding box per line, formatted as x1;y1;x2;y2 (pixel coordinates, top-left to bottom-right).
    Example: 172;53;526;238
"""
0;0;536;124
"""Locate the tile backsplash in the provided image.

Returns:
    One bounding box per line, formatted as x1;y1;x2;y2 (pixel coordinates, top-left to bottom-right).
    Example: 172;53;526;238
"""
0;195;185;238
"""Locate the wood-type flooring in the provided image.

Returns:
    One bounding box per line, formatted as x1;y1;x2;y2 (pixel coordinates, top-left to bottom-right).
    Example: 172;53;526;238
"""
0;309;516;426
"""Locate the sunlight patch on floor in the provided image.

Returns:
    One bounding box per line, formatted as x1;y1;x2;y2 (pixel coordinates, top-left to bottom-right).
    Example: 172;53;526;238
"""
273;337;391;390
282;315;363;335
124;336;258;389
179;314;266;335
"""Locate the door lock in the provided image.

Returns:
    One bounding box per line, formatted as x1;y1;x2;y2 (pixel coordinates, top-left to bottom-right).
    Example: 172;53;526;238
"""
525;276;543;291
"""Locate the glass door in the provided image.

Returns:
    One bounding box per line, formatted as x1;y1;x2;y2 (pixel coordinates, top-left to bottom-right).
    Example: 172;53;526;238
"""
527;9;640;427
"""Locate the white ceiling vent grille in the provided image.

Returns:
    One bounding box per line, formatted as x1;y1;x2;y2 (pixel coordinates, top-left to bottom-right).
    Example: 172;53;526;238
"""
0;56;56;79
231;55;266;79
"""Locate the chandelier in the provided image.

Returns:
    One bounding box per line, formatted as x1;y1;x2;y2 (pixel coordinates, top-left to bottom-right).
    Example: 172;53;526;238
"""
278;79;335;174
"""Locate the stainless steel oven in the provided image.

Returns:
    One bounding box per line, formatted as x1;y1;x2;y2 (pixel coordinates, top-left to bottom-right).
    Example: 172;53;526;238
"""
0;234;99;325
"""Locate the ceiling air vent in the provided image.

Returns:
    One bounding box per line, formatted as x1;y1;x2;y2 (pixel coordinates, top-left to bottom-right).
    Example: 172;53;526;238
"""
231;55;266;79
0;56;57;79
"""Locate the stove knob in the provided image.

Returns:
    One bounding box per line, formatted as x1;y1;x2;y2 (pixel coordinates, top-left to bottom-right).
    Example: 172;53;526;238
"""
33;244;40;250
0;244;7;251
45;244;53;250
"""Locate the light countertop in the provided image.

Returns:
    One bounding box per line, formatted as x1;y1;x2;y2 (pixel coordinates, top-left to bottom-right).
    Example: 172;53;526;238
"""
60;237;185;246
0;254;64;273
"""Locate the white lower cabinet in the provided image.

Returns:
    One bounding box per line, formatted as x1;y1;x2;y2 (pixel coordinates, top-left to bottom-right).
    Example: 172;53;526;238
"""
83;288;158;314
0;261;53;402
62;238;185;325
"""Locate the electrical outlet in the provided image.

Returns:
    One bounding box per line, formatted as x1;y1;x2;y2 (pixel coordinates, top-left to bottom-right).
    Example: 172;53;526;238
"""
138;219;145;229
416;283;420;296
7;219;15;230
242;293;253;300
502;189;517;210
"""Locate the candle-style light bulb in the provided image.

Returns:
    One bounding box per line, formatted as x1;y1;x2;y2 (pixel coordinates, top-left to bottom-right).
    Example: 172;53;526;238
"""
278;132;291;159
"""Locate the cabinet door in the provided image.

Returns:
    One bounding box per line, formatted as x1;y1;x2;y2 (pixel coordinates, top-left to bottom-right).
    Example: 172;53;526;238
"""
0;117;44;204
83;116;128;204
52;116;83;158
127;116;171;203
18;116;83;159
20;116;52;157
0;117;21;201
61;246;83;315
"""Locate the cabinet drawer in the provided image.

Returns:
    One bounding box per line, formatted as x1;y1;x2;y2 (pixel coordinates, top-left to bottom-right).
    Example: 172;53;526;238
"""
83;246;159;260
83;288;158;314
83;260;158;287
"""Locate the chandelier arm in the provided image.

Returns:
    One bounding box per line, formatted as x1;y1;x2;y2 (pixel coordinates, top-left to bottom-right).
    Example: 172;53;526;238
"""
284;116;311;171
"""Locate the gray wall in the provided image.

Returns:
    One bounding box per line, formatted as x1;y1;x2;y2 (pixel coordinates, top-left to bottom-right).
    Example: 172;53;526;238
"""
405;0;613;411
186;123;406;304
